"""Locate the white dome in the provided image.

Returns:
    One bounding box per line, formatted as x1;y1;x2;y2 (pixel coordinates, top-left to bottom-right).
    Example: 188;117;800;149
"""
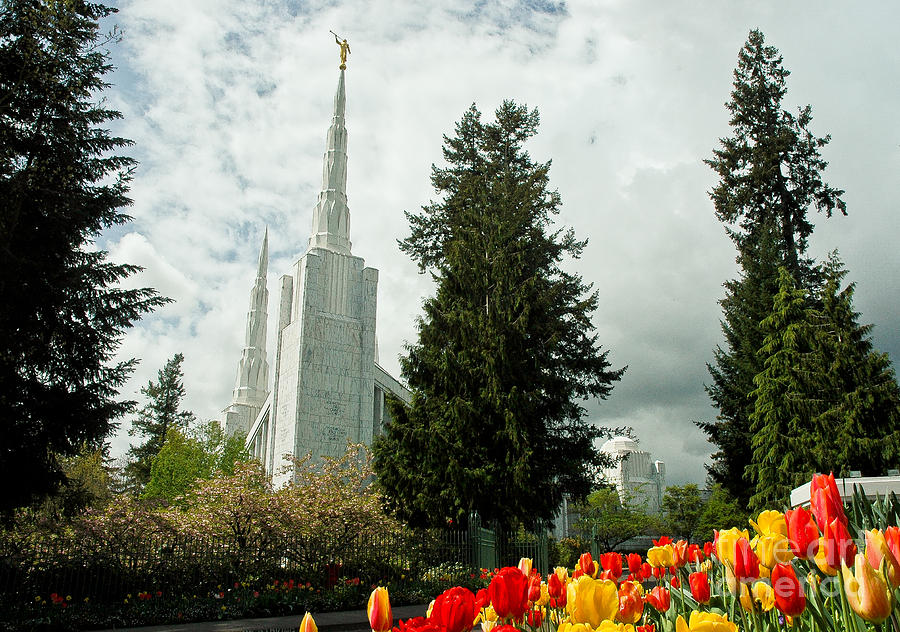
600;436;639;454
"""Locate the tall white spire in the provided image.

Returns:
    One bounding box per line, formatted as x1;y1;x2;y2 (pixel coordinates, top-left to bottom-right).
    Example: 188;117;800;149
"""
308;70;352;254
223;230;270;436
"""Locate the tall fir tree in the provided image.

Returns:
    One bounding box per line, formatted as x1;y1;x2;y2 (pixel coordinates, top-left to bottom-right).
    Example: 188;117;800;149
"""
125;353;196;491
699;29;846;504
373;102;624;529
810;255;900;477
748;268;818;511
747;258;900;511
0;1;166;512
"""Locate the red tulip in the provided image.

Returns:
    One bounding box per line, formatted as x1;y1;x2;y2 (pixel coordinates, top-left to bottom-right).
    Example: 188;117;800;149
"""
688;572;710;604
430;587;476;632
489;567;529;620
577;552;596;578
816;516;858;574
475;588;490;612
687;543;703;563
640;562;653;581
527;574;542;603
653;536;673;546
669;573;680;589
645;586;670;612
770;563;805;617
600;552;623;581
627;553;642;575
784;507;820;560
395;617;444;632
810;472;847;529
733;538;760;582
636;625;656;632
703;542;715;559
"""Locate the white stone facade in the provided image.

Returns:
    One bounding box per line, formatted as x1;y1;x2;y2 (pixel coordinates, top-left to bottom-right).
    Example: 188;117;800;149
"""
224;69;409;485
600;436;666;515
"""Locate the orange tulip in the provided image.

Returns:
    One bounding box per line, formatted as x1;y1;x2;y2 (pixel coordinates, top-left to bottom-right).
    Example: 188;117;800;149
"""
865;529;900;589
884;527;900;564
616;581;644;624
842;553;893;624
300;612;318;632
368;587;392;632
672;540;689;568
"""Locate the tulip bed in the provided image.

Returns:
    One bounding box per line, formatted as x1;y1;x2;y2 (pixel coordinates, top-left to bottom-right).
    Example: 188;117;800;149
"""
316;473;900;632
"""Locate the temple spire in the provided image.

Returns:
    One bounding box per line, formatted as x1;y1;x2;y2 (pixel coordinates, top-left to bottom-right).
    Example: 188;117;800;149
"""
308;70;352;254
222;231;270;436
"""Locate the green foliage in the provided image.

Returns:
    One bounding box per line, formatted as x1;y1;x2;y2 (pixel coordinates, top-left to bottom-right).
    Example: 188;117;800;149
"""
747;268;817;510
574;486;661;553
143;421;249;503
661;484;705;542
700;29;845;504
0;0;167;513
553;536;592;569
694;484;750;543
747;261;900;512
374;101;624;530
126;354;196;492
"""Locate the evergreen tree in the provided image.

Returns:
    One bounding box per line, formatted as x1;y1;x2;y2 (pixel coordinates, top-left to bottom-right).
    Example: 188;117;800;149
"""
0;1;166;512
125;353;196;491
748;268;817;511
373;102;625;529
810;255;900;477
699;29;845;504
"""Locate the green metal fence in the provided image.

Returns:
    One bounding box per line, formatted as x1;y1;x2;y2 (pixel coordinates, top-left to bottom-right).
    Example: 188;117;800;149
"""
0;525;548;605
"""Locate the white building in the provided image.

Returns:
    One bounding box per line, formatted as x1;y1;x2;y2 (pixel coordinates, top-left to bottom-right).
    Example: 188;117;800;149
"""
600;436;666;515
221;68;409;487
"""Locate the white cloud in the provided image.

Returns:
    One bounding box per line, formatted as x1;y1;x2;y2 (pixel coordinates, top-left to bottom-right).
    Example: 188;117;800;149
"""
102;0;900;485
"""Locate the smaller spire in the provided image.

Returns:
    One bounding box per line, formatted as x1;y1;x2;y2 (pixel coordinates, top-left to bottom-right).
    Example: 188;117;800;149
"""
257;227;268;279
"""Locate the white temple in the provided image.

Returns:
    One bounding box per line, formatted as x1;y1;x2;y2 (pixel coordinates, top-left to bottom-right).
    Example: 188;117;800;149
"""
600;436;666;515
221;68;409;487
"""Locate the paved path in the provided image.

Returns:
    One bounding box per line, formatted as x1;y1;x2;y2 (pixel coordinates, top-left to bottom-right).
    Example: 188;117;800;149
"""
95;603;429;632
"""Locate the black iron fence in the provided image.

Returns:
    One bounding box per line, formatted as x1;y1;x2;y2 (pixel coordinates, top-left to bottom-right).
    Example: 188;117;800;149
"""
0;525;548;605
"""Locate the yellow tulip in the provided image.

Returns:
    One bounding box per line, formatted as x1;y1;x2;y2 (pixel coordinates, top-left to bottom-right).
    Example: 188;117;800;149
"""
300;612;318;632
647;544;675;568
535;582;550;607
752;533;794;568
367;587;392;632
750;510;788;537
557;622;593;632
480;621;497;632
565;575;618;627
842;553;893;624
596;622;636;632
675;611;738;632
554;566;570;584
716;527;750;568
752;581;775;611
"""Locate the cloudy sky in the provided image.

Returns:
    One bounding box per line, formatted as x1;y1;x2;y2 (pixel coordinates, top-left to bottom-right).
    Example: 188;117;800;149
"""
100;0;900;486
